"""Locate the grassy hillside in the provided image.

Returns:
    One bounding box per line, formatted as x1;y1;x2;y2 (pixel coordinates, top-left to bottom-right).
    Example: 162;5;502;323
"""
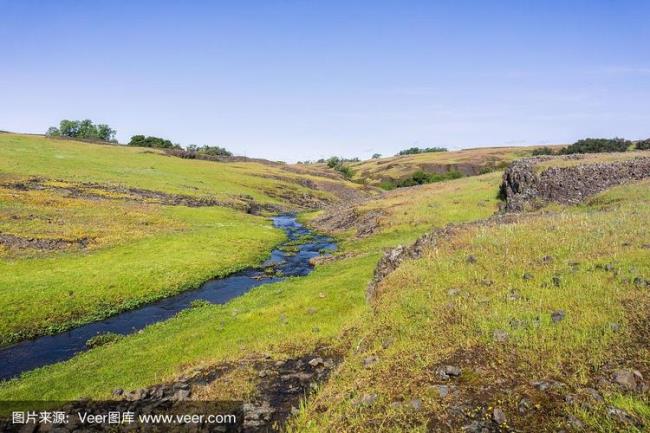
0;133;367;344
347;145;561;187
0;133;366;208
290;180;650;432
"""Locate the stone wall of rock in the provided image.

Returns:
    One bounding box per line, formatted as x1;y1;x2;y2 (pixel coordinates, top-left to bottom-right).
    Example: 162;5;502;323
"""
501;155;650;212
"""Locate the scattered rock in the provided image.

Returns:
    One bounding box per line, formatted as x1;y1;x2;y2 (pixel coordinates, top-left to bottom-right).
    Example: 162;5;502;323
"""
506;290;521;302
448;288;461;297
522;272;534;280
532;379;565;391
306;307;317;315
111;388;123;397
609;322;621;332
551;310;565;323
172;389;191;401
466;255;477;264
363;355;379;368
381;337;395;349
357;393;378;407
492;407;507;425
125;388;148;401
583;387;604;402
552;275;561;287
437;365;462;380
432;384;449;398
566;414;585;429
410;399;422;411
462;420;487;433
612;369;643;392
493;329;509;342
606;406;636;424
518;398;532;414
308;357;324;367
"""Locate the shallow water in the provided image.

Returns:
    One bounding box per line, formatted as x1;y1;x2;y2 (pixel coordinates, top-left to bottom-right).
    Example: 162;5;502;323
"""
0;215;335;381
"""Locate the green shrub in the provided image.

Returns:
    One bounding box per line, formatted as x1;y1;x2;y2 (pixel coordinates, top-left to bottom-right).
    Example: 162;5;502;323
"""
187;145;232;157
85;332;124;349
532;146;556;156
335;164;354;179
394;169;463;188
636;139;650;150
560;138;630;155
397;147;447;156
128;135;179;149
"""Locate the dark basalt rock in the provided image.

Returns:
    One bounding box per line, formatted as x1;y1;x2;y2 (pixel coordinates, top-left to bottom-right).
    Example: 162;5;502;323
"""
500;155;650;212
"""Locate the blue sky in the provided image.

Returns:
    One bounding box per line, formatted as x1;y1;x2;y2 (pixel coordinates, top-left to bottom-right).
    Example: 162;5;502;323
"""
2;1;649;161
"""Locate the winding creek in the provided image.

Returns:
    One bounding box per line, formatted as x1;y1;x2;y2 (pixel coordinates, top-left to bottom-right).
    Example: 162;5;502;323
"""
0;215;335;381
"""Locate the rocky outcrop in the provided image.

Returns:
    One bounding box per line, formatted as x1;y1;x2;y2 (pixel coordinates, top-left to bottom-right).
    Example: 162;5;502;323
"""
4;177;282;214
500;155;650;212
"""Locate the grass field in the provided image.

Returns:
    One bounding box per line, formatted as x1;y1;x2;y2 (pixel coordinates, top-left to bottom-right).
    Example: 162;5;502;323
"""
288;180;650;432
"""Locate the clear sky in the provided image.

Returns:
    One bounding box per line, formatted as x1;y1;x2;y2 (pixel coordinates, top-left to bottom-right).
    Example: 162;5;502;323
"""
2;1;650;161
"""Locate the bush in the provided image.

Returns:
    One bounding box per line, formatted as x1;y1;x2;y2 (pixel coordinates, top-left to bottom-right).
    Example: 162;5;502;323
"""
187;145;232;157
85;332;124;349
636;139;650;150
335;164;354;179
397;147;447;156
383;169;463;189
532;146;556;156
128;135;178;149
46;119;116;142
372;153;382;159
560;138;630;155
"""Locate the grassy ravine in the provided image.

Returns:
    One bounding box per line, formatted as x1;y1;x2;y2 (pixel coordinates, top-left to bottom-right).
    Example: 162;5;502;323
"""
289;181;650;432
0;173;502;399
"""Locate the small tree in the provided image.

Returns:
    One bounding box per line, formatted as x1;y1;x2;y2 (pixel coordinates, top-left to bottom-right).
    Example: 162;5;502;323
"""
46;119;116;142
372;153;382;159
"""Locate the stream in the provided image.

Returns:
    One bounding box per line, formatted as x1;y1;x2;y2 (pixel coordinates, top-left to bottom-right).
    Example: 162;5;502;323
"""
0;215;335;381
